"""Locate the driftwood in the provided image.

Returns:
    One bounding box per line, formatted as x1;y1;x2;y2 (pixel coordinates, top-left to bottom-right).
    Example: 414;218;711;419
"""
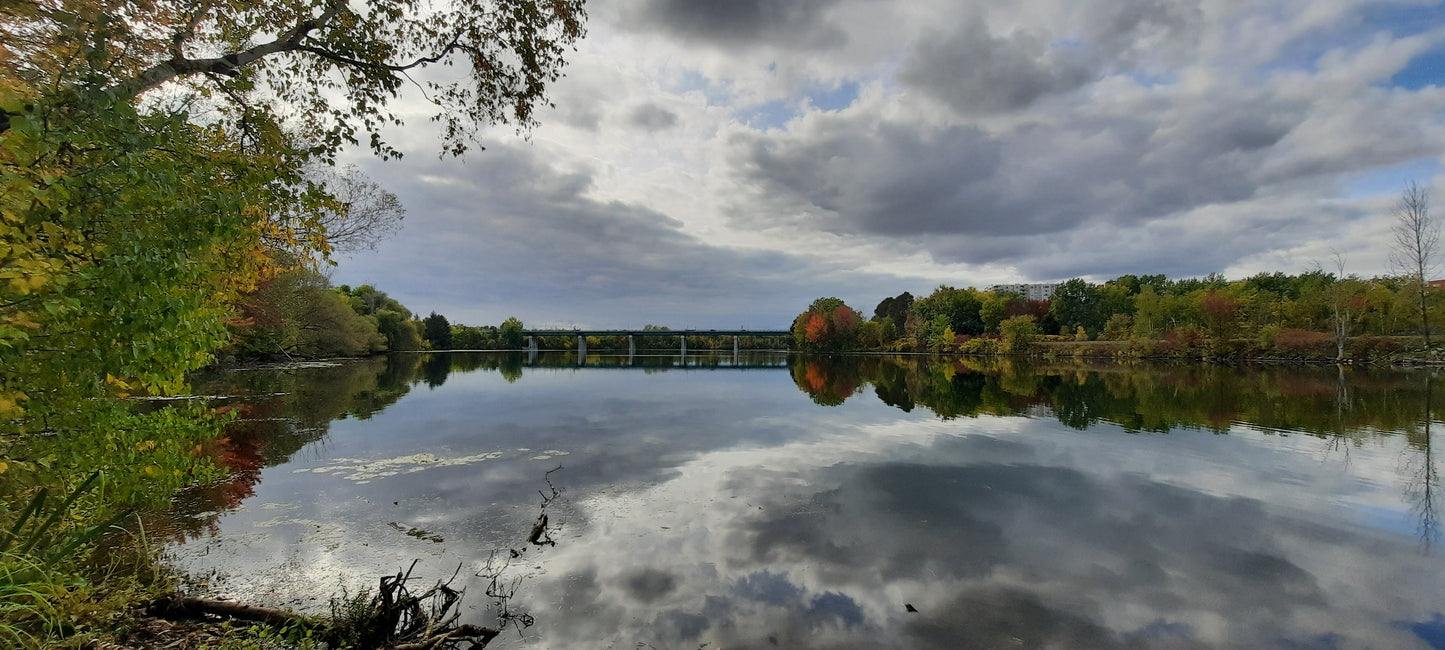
147;595;310;628
148;562;500;649
390;624;500;650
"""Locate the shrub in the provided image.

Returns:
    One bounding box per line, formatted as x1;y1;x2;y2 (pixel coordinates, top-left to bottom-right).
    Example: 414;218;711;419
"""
1273;329;1333;353
1101;314;1132;341
1346;336;1406;359
1000;315;1039;354
960;337;998;355
1163;326;1206;350
1258;325;1281;349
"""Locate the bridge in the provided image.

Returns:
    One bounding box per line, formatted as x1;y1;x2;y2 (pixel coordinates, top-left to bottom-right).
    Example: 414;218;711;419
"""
519;329;792;359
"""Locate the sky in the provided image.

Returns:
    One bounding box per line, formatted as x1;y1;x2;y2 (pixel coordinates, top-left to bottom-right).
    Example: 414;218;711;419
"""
329;0;1445;329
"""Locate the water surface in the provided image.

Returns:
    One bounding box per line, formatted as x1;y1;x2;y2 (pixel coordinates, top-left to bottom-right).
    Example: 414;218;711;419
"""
165;353;1445;648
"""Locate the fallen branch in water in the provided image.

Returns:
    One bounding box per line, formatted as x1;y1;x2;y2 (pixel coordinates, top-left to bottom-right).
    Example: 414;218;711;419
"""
390;624;500;650
147;595;311;628
148;560;498;648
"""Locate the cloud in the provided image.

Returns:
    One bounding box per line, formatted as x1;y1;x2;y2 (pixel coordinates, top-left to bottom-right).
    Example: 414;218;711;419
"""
899;16;1094;115
626;102;679;131
724;50;1445;279
335;141;924;327
621;0;849;51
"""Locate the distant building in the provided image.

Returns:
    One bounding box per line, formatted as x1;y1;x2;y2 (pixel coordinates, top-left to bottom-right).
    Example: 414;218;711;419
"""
986;283;1060;301
1429;279;1445;289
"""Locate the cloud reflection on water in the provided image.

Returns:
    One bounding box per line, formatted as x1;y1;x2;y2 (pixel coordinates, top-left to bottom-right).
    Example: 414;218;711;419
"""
168;354;1444;648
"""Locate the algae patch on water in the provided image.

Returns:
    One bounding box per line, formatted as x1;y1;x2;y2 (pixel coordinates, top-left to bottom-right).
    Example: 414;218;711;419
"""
293;451;505;483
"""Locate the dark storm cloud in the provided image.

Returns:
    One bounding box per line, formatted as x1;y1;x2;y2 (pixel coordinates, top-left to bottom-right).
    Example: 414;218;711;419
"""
899;18;1093;115
732;121;1008;235
728;79;1440;278
623;0;848;50
899;2;1202;116
626;103;679;131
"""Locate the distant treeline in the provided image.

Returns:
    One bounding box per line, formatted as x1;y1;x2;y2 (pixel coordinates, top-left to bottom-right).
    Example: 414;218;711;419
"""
226;270;789;359
429;319;790;352
793;271;1445;360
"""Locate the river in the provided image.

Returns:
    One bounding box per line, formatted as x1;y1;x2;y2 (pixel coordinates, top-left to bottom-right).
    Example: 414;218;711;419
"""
161;352;1445;648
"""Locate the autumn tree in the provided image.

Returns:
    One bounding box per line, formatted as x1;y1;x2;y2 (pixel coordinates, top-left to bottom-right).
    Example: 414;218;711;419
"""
0;2;588;638
1391;182;1437;347
792;297;864;351
1199;289;1240;340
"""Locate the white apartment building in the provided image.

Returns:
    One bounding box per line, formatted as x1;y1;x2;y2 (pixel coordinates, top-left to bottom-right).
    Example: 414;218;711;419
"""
986;283;1060;301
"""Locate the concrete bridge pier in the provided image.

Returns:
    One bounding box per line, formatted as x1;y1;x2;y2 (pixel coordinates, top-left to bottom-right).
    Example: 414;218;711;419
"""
733;336;739;355
680;334;687;360
629;335;636;357
577;335;587;364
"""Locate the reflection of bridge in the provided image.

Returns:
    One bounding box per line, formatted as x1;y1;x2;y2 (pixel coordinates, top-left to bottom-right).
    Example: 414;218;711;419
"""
516;351;790;370
520;329;791;359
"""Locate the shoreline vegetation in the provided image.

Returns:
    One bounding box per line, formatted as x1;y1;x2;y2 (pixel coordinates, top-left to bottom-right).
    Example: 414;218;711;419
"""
785;272;1445;366
219;269;1445;371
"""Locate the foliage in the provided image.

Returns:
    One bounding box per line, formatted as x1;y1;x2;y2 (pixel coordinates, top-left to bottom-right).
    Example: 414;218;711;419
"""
232;269;386;358
501;317;526;348
1101;314;1133;341
1000;316;1038;354
979;291;1018;333
792;297;863;351
0;0;589;643
872;292;913;334
1050;279;1104;337
422;312;452;350
374;311;423;352
2;0;587;158
959;337;998;355
912;286;984;338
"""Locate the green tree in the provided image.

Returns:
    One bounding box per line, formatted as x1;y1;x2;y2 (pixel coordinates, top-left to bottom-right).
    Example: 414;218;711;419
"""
1102;314;1133;341
1000;315;1039;354
422;312;452;350
500;317;526;348
912;286;984;337
376;311;423;351
979;291;1018;334
873;292;914;333
1050;279;1104;337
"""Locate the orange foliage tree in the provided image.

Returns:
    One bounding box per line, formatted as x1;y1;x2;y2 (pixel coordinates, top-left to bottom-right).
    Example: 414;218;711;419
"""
792;297;864;351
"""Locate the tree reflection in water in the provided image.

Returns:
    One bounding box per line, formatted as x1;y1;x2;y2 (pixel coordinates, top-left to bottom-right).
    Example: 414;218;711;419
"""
159;353;1444;648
